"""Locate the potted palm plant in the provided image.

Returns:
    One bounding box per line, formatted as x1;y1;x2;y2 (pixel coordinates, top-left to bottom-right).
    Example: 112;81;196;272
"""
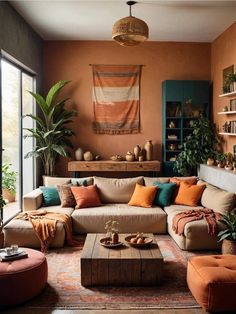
218;211;236;255
0;194;6;247
24;80;77;176
2;163;17;203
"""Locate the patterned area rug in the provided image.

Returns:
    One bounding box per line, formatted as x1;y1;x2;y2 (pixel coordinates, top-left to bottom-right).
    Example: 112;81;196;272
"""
26;235;215;310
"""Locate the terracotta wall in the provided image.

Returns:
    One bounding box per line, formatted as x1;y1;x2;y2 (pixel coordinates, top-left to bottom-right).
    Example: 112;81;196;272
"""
44;41;211;176
211;22;236;154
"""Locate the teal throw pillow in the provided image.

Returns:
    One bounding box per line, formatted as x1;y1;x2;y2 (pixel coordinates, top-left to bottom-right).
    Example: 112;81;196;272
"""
153;182;176;207
40;186;61;206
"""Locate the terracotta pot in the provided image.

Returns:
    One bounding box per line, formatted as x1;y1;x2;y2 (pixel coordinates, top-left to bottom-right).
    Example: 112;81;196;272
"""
222;239;236;255
207;158;214;166
2;189;15;203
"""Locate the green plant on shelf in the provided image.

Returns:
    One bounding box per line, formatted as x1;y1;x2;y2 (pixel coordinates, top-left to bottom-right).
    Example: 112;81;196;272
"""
173;117;220;176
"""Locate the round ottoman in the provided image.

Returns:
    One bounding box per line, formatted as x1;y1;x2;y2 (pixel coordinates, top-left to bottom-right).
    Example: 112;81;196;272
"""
187;255;236;312
0;248;48;307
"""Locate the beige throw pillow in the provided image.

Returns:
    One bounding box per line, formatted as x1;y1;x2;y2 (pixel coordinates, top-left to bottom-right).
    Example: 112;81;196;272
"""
199;180;236;214
94;176;144;203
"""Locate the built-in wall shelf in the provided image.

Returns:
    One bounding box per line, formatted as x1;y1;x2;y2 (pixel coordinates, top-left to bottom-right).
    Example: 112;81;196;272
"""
198;164;236;193
219;91;236;98
219;132;236;136
218;111;236;115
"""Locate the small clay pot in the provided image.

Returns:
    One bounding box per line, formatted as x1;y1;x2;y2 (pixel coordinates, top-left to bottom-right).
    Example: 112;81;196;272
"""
83;151;94;161
126;154;134;162
207;158;214;166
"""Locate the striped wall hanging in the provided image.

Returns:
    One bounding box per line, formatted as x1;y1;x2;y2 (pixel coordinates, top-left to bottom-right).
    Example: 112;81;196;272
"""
92;64;141;134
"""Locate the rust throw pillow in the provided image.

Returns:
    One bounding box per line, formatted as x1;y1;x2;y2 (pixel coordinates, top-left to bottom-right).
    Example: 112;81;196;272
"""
57;185;76;208
174;181;206;206
128;183;158;208
71;185;102;209
170;177;198;201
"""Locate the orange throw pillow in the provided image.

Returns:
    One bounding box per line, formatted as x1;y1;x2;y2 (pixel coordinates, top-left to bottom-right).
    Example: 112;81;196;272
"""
71;185;102;209
174;181;206;206
170;177;198;201
128;183;158;208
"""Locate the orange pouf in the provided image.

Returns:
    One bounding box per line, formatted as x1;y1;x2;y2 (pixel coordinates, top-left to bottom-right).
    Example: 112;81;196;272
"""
187;255;236;312
0;248;47;308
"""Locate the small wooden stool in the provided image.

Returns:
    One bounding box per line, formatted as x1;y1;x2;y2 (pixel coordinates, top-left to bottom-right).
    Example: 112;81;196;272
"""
187;255;236;312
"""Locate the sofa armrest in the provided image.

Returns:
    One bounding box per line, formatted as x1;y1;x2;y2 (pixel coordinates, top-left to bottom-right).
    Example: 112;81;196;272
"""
23;188;43;211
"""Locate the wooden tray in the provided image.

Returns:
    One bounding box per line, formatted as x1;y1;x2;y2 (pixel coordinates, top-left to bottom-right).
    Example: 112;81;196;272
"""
125;235;153;247
100;237;123;248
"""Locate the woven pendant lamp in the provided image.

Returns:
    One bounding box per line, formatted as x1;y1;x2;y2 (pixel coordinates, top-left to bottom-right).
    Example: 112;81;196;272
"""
112;1;149;47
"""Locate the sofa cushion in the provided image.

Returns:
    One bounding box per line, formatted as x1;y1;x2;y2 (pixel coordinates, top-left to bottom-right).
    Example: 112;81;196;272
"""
71;203;167;234
144;177;170;186
175;182;206;206
43;176;71;187
153;182;177;207
128;183;158;208
71;185;102;209
167;208;224;250
40;186;61;206
164;204;203;215
71;177;94;186
94;176;143;203
198;180;236;214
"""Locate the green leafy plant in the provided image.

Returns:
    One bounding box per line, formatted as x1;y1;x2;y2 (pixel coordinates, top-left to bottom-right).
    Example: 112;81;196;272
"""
174;117;219;176
24;80;77;176
218;211;236;242
2;163;17;194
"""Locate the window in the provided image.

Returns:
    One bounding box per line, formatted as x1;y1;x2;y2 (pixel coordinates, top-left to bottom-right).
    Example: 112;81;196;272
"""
0;56;36;223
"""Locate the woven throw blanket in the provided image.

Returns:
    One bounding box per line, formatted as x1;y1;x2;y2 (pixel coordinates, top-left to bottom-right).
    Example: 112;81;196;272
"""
172;208;221;236
92;64;141;134
16;210;79;252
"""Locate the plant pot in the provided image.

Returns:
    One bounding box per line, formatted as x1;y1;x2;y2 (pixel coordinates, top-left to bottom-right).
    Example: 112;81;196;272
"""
207;158;214;166
222;239;236;255
2;189;15;203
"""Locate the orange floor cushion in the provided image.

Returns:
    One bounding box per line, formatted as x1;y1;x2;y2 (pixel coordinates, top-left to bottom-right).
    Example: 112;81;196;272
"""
0;247;48;308
187;255;236;312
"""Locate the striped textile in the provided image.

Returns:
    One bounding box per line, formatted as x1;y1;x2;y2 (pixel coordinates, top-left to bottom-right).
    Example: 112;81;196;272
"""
92;65;141;134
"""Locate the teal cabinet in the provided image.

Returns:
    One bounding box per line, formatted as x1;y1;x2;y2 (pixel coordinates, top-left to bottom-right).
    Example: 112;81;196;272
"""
162;80;210;176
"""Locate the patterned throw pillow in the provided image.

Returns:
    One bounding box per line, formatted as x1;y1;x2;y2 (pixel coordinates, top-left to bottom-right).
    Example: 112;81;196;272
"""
128;183;158;208
71;185;102;209
57;180;87;208
40;186;61;206
57;185;76;208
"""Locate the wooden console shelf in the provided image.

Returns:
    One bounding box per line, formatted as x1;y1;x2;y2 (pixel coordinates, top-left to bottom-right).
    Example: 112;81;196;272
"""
68;160;161;173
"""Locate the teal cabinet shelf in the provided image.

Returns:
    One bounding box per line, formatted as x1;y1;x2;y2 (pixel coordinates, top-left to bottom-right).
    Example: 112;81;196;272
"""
162;80;210;176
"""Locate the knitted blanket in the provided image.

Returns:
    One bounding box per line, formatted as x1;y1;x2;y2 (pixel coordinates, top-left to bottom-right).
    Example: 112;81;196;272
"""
16;210;79;252
172;208;221;236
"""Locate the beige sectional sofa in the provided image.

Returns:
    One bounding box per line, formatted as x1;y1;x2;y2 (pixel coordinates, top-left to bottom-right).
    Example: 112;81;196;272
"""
4;175;236;251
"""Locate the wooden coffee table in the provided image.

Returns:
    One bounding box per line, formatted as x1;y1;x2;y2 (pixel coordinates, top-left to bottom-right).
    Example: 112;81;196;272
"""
81;233;163;286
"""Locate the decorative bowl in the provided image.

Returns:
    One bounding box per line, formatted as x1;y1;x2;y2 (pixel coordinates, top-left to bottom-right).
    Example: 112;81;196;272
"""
100;237;123;248
110;155;124;161
125;235;153;247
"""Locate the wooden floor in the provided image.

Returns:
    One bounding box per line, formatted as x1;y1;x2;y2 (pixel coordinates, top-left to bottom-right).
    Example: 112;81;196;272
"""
3;309;208;314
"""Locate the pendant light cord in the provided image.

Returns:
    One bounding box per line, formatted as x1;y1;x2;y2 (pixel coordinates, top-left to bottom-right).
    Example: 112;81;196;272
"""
127;1;137;17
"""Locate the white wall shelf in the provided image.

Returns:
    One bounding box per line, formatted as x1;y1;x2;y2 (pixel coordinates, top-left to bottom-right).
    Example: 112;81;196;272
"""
219;91;236;98
218;111;236;115
219;132;236;136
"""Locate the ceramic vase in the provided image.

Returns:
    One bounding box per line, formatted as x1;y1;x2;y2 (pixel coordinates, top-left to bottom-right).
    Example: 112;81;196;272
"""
144;140;153;161
112;232;119;244
134;145;141;161
75;148;84;161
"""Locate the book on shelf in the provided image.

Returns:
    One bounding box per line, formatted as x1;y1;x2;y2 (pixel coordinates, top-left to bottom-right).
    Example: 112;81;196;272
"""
0;250;28;262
